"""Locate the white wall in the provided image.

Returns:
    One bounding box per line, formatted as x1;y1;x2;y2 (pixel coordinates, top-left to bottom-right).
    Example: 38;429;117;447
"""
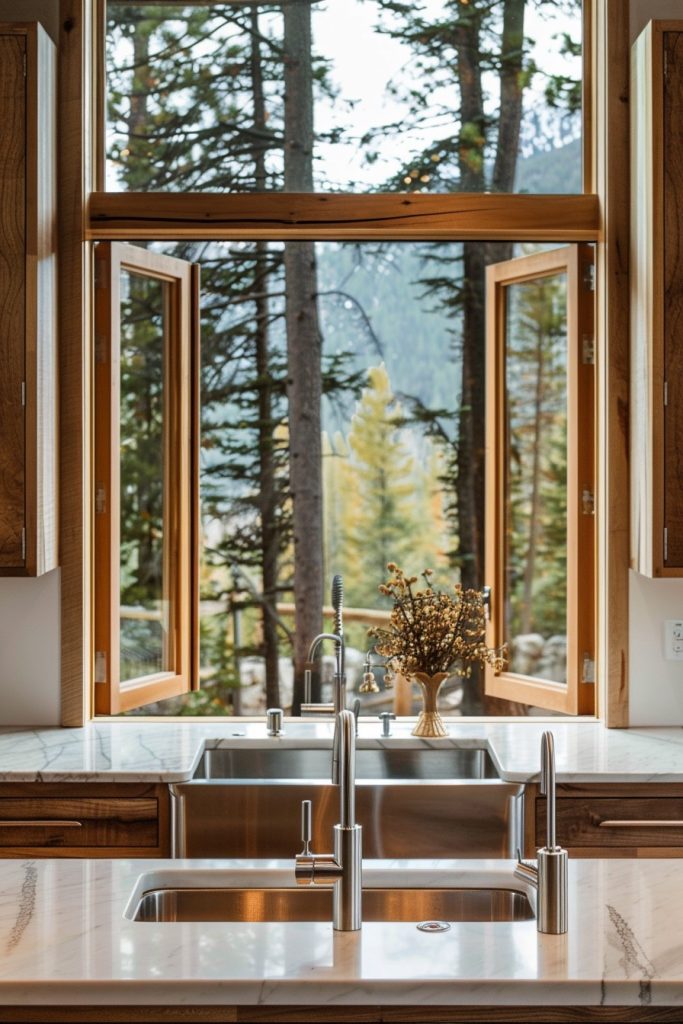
0;0;60;726
0;572;60;725
627;0;683;725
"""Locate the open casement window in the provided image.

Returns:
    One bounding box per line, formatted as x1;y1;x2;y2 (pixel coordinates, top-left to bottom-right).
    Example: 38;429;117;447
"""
93;242;200;714
485;245;595;715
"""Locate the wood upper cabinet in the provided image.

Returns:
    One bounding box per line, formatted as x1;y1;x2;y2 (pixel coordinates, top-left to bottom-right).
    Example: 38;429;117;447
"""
632;21;683;576
0;23;57;577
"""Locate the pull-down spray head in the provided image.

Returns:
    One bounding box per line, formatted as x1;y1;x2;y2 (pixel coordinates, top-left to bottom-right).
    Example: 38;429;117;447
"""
331;574;345;702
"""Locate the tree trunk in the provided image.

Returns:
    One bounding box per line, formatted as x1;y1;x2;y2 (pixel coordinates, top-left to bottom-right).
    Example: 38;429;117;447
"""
283;0;323;712
455;0;526;716
250;7;280;709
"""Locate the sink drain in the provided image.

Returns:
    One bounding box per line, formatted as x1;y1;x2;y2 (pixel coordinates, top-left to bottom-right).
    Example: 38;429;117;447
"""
417;920;451;933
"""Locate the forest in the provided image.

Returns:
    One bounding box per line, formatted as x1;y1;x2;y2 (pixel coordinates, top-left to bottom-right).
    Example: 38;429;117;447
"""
106;0;583;716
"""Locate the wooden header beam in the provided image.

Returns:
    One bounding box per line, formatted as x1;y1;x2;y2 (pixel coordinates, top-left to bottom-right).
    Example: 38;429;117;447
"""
88;192;601;242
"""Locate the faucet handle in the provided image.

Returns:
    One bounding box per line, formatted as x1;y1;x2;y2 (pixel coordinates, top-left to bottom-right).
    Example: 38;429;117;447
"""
378;711;396;738
300;799;312;856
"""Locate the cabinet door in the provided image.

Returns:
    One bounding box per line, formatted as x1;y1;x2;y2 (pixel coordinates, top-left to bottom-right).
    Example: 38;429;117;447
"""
632;21;683;576
0;23;57;577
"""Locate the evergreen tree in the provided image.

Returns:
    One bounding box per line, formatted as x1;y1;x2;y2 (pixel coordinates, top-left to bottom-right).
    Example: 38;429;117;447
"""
346;364;419;606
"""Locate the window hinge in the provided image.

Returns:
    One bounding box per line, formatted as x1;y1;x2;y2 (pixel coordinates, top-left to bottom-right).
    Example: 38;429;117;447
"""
665;526;669;562
582;488;595;515
21;381;26;407
665;380;668;407
582;335;595;365
96;484;106;515
94;651;107;684
583;263;595;292
21;527;26;562
94;260;106;289
95;332;107;364
582;655;595;685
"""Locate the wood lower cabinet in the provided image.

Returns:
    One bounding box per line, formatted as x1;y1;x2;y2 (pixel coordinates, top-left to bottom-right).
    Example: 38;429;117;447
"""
0;783;170;857
527;783;683;857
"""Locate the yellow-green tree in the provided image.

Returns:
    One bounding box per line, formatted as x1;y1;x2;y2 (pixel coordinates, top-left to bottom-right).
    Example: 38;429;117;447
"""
346;365;420;606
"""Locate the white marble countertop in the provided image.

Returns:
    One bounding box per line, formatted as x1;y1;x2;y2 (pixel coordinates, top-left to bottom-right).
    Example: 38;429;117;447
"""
0;856;682;1009
1;719;683;783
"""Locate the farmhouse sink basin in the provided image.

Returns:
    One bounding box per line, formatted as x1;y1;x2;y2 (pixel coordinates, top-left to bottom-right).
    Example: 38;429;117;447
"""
195;745;496;781
170;744;524;860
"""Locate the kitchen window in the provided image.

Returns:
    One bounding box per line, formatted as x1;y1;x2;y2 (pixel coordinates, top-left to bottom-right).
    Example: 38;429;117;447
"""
70;0;627;721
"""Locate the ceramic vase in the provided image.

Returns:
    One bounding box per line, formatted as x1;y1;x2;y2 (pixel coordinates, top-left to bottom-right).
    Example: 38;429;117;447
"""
411;671;449;738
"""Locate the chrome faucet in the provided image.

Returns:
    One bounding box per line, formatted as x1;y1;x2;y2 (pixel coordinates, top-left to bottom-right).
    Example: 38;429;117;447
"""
295;709;362;931
515;731;568;934
301;574;347;783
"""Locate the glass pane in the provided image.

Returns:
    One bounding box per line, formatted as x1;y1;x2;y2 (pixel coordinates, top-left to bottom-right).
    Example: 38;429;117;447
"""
504;270;568;685
119;268;172;682
105;1;583;193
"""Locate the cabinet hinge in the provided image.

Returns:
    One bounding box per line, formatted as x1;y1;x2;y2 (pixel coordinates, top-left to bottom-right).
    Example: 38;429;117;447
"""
665;380;669;407
583;263;595;292
21;381;26;407
95;484;106;515
582;655;595;685
582;335;595;365
21;527;26;562
582;488;595;515
94;651;107;684
665;527;669;562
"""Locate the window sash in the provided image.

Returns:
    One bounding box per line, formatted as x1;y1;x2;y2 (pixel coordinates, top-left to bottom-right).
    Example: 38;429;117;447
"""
93;241;199;714
484;244;596;715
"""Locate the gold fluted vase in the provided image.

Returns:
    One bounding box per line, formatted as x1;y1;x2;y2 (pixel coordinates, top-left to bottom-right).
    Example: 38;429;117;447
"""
411;671;449;738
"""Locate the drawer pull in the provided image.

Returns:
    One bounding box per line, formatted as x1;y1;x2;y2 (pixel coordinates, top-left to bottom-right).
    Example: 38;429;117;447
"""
599;819;683;828
0;820;83;829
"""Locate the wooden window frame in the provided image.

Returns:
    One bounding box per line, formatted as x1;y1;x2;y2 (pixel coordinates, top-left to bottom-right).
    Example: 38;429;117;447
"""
484;245;596;716
57;0;631;725
93;241;198;714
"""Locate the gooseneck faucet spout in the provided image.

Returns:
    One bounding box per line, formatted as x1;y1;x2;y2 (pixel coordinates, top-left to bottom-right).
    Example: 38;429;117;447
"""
295;709;362;931
300;575;348;783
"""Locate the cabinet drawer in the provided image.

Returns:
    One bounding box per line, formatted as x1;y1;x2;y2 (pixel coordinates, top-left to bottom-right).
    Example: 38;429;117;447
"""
537;798;683;849
0;797;158;849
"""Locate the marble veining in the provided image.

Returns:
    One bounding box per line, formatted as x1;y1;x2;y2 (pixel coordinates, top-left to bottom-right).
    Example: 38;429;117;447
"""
5;862;37;954
0;858;683;1008
2;720;683;782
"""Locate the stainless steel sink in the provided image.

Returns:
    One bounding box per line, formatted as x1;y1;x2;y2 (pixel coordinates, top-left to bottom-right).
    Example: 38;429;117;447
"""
132;885;534;923
195;746;496;781
171;744;524;860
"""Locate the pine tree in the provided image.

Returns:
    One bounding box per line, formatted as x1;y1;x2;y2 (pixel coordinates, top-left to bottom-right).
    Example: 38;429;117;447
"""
346;365;419;606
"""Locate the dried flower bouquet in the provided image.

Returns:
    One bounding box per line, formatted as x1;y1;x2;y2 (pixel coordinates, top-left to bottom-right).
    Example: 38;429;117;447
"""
369;564;505;737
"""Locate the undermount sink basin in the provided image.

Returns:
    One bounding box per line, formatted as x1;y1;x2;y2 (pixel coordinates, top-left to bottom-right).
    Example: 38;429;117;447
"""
195;746;497;781
131;885;534;924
